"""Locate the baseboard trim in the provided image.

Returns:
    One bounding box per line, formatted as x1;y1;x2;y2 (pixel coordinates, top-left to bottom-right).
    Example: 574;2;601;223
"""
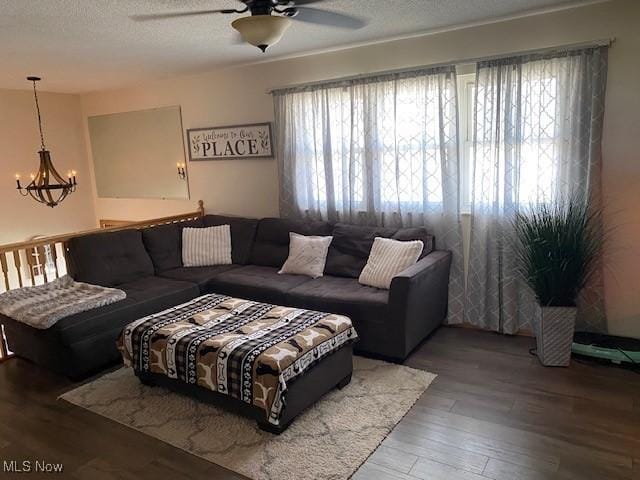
447;322;535;337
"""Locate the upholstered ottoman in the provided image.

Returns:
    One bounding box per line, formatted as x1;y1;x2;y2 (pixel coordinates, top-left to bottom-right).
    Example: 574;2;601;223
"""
117;293;357;433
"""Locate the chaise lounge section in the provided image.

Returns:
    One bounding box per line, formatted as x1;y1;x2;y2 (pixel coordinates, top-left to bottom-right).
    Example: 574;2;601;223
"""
2;230;200;379
2;215;452;378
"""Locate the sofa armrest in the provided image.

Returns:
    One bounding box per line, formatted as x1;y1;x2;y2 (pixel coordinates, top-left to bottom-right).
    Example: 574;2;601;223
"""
388;250;452;359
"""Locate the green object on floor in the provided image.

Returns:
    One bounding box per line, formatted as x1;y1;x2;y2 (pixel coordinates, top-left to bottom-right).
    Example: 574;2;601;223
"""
572;332;640;365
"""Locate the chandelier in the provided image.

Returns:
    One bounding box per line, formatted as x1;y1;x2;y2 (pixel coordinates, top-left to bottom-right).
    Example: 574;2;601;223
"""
15;76;77;208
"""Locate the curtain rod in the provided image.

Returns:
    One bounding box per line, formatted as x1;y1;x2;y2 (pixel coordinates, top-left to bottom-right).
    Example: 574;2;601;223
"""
266;37;614;94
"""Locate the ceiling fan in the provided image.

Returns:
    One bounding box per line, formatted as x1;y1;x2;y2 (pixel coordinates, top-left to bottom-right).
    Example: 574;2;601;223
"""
131;0;367;52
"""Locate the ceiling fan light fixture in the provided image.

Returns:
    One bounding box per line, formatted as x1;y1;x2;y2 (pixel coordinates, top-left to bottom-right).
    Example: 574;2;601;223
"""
231;15;291;52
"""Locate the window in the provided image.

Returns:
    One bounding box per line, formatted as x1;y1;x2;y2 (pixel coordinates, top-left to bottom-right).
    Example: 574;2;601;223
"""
278;60;576;221
459;66;569;212
275;69;458;222
457;73;475;213
294;81;451;210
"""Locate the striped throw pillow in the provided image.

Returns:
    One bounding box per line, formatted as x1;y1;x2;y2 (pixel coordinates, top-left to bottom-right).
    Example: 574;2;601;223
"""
358;237;424;289
182;225;232;267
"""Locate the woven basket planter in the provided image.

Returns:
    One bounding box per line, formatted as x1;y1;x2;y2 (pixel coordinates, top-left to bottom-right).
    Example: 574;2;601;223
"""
536;306;577;367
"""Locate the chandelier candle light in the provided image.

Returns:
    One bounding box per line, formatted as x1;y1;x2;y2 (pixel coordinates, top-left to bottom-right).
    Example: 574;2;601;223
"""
15;76;77;208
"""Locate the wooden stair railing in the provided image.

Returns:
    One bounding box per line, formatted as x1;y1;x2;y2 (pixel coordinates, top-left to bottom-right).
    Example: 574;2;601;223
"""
0;200;204;360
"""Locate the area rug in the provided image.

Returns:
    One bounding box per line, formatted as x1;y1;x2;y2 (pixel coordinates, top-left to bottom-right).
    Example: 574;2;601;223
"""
61;356;435;480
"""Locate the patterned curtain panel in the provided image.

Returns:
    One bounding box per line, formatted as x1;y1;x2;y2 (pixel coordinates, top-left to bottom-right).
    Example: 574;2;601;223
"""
273;67;465;324
465;47;609;334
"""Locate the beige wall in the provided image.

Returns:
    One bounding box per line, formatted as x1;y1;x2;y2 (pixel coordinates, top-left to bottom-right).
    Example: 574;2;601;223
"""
0;89;96;244
81;0;640;337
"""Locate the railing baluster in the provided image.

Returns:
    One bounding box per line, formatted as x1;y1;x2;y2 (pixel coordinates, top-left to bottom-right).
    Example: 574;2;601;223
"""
62;241;71;277
50;242;59;279
0;326;7;360
36;245;47;283
0;253;9;292
12;251;23;288
57;243;68;277
24;248;36;286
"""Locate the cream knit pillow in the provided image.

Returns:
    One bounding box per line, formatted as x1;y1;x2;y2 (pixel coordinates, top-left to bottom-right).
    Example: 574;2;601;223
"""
359;237;424;289
278;232;333;279
182;225;232;267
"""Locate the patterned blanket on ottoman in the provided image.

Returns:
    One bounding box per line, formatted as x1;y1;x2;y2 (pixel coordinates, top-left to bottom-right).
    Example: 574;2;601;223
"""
117;294;358;426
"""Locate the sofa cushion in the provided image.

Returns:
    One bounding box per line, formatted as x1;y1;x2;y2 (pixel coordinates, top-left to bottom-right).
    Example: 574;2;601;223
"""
17;276;200;347
203;215;259;265
249;218;333;268
158;265;239;290
208;265;312;304
286;275;389;324
324;223;435;278
67;229;154;287
324;224;397;278
392;228;434;257
142;218;204;273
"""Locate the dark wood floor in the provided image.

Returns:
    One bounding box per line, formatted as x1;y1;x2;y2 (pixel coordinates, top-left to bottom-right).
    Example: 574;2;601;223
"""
1;327;639;479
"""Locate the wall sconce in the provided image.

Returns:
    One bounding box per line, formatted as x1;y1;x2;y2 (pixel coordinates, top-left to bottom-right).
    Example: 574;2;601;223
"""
177;162;187;180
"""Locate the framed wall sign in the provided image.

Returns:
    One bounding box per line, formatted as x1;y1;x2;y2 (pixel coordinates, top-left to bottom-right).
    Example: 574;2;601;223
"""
187;122;273;161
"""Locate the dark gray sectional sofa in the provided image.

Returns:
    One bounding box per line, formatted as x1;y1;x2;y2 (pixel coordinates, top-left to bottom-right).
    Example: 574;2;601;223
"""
2;215;452;379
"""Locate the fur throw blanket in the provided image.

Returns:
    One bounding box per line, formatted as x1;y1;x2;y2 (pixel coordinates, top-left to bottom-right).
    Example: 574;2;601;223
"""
0;275;126;329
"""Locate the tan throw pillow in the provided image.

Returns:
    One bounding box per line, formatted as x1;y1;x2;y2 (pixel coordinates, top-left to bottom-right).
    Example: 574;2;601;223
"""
278;232;333;279
182;225;232;267
359;237;424;289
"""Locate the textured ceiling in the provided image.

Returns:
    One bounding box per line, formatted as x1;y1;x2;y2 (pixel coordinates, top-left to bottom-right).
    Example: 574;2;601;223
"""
1;0;599;93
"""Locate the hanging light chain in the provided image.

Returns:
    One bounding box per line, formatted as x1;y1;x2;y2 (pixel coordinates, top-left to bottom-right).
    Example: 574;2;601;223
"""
31;78;46;150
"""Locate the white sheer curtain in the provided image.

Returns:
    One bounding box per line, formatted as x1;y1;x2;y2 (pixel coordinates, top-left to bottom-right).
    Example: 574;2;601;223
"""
273;67;465;323
465;47;609;334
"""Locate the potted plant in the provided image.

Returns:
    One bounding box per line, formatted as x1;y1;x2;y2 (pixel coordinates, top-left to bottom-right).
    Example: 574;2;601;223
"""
512;198;602;367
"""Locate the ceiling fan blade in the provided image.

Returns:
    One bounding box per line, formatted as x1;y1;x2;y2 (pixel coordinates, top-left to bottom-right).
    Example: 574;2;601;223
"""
131;9;237;22
293;7;367;29
281;0;324;5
